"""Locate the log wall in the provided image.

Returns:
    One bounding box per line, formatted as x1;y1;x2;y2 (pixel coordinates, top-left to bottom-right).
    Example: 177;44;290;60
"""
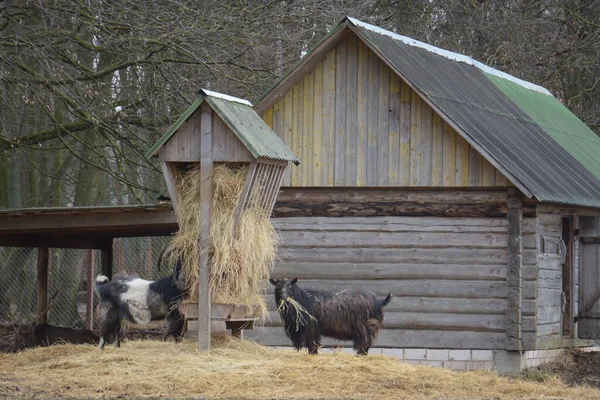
247;188;521;349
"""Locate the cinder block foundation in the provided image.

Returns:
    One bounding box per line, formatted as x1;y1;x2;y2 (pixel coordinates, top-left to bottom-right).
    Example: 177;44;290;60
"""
270;346;600;372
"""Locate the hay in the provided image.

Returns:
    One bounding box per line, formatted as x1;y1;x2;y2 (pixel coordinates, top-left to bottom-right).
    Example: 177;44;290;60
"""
1;338;598;399
277;298;317;332
167;163;277;319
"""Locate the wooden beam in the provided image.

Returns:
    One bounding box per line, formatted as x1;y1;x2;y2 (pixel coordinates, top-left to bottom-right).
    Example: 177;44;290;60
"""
232;161;258;235
36;240;49;325
0;207;177;236
506;187;522;351
198;102;213;350
161;162;180;217
581;237;600;243
583;287;600;313
86;250;95;330
100;238;113;280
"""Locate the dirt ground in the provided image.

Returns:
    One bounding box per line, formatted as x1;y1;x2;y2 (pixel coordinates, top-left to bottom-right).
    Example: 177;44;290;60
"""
523;348;600;388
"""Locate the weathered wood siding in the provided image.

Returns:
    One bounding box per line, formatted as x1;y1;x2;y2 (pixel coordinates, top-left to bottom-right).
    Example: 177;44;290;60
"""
522;216;538;349
159;110;253;163
261;33;509;188
535;205;564;342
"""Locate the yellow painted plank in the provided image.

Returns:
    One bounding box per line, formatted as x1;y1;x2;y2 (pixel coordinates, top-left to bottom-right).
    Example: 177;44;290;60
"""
366;48;379;186
292;84;302;186
399;80;411;186
263;107;274;129
302;72;314;186
313;60;323;186
442;122;456;186
409;90;422;186
282;92;293;186
431;112;443;186
420;102;433;186
482;157;496;186
377;59;389;186
455;133;470;186
356;39;368;186
323;49;336;186
388;73;401;186
495;169;509;186
334;37;348;186
469;147;483;186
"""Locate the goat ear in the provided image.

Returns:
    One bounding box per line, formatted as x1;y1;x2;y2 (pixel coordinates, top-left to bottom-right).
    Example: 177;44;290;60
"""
269;278;277;286
291;277;298;285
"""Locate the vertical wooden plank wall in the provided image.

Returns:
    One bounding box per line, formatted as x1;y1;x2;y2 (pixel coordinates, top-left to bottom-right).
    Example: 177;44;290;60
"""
263;33;509;188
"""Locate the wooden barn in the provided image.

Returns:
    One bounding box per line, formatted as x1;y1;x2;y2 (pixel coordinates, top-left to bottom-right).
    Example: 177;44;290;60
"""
240;17;600;372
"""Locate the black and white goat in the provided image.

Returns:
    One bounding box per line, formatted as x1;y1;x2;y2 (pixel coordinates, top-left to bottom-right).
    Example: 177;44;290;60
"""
95;261;187;349
270;278;391;355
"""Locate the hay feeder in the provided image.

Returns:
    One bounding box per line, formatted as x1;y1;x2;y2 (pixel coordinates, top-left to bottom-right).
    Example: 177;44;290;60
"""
146;89;298;349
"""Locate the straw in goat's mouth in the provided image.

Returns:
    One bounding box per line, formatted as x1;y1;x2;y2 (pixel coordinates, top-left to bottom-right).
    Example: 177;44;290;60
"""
276;298;317;332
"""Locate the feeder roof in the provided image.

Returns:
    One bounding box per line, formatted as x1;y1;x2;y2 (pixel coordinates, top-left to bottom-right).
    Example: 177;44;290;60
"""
146;89;299;164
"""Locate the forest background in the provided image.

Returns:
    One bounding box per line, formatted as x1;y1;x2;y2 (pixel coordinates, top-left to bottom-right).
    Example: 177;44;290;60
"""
0;0;598;209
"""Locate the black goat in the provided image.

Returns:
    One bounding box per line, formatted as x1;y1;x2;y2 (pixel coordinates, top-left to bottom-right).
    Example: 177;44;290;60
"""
95;260;187;349
270;278;391;355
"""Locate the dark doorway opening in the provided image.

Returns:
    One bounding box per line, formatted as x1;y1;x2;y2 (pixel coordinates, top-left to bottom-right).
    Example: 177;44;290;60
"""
562;216;573;337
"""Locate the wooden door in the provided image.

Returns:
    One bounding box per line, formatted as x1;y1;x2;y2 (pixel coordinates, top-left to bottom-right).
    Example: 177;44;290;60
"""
561;216;573;336
578;216;600;339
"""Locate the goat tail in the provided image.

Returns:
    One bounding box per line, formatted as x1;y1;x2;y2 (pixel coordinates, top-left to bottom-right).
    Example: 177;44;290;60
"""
96;275;109;284
380;293;392;307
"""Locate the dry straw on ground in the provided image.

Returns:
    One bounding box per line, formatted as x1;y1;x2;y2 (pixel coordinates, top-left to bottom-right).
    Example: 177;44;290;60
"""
1;337;599;399
167;163;277;319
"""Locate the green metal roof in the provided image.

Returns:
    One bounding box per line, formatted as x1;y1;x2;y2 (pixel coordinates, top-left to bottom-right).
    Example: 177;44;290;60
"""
146;89;298;164
487;73;600;180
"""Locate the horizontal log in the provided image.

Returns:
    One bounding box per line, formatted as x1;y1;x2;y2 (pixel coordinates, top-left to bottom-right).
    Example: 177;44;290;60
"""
272;262;507;281
537;254;562;271
522;218;536;234
274;202;508;218
265;296;508;315
265;311;505;332
265;279;508;299
537;289;562;308
278;230;508;249
537;322;561;337
278;247;525;265
274;216;509;232
538;270;562;289
246;326;506;349
537;306;561;325
277;188;509;204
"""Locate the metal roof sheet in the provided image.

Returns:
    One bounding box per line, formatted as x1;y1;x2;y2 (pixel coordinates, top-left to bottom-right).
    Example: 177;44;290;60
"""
146;89;298;164
204;95;299;164
487;73;600;181
349;21;600;208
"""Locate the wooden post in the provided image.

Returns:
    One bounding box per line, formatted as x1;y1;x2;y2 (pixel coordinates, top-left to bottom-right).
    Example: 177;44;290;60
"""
86;249;95;330
506;187;522;351
198;103;213;350
101;238;114;280
36;239;49;325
